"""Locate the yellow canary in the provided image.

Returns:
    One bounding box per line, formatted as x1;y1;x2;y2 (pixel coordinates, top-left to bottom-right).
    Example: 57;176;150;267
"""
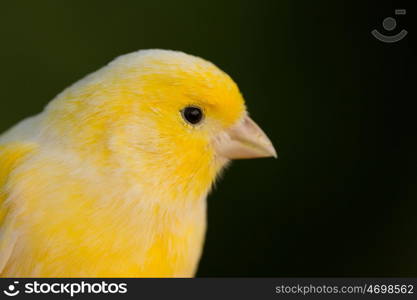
0;49;276;277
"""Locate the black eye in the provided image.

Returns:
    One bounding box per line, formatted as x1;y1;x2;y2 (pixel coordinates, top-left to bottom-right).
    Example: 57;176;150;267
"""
181;106;204;125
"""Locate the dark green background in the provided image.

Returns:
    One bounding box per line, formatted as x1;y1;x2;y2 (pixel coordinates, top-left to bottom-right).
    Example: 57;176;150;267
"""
0;1;416;276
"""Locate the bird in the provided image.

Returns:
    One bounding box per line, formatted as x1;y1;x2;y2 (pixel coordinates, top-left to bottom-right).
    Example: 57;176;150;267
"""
0;49;276;277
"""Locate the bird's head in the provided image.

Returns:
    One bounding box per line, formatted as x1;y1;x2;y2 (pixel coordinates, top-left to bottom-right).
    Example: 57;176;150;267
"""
44;50;276;197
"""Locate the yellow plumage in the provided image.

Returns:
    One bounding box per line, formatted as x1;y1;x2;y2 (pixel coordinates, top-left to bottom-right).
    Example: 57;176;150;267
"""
0;49;275;277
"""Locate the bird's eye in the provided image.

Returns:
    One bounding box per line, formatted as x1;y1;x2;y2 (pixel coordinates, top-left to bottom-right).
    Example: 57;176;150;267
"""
181;106;204;125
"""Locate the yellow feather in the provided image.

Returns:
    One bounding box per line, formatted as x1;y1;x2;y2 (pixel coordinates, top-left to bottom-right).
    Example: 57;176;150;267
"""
0;49;246;277
0;142;37;273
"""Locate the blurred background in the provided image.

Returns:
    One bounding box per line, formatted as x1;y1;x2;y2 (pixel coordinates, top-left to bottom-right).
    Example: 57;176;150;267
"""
0;0;416;276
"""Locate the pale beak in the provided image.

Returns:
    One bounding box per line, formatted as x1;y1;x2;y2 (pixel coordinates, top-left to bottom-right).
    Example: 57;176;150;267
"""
213;116;277;159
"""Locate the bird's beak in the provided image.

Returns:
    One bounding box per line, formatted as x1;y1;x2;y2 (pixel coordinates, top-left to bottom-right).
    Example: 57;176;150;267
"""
213;115;277;160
